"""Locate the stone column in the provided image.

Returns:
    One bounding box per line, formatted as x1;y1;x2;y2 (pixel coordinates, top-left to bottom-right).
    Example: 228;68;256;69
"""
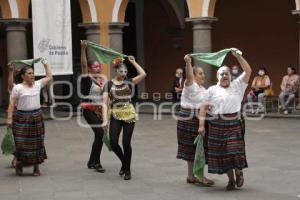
109;22;129;78
78;23;100;62
186;17;217;87
0;19;31;64
0;19;30;105
292;10;300;109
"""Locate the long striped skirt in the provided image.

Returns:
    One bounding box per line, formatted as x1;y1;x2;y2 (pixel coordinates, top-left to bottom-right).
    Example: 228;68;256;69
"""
176;108;199;161
207;118;248;174
13;109;47;166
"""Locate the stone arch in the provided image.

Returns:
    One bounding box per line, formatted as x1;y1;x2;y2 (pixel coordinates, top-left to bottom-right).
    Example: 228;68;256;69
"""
15;0;97;22
296;0;300;9
159;0;185;29
8;0;95;22
113;0;184;28
79;0;98;22
112;0;128;22
167;0;185;28
0;0;12;18
16;0;30;18
186;0;300;18
8;0;18;18
186;0;203;18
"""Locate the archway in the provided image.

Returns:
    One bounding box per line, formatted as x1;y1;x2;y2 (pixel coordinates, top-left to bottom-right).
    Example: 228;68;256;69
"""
203;0;300;17
60;0;86;106
212;0;298;95
122;0;192;100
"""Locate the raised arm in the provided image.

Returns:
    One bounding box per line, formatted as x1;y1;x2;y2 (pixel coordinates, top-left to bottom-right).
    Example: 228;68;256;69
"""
81;40;88;76
232;48;252;83
129;56;146;84
40;58;53;86
184;55;194;87
7;63;14;92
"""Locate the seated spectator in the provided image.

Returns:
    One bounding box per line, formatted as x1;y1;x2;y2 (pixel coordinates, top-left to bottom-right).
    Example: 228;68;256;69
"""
278;67;299;114
247;67;272;113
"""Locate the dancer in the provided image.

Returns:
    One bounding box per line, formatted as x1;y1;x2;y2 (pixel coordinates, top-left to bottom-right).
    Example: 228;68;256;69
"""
102;56;146;180
80;41;106;172
171;67;185;103
7;63;18;168
176;55;213;186
7;58;52;176
199;48;251;190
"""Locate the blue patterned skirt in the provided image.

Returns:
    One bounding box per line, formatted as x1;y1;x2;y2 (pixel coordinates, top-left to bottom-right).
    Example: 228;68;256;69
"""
176;108;199;161
13;109;47;165
207;118;248;174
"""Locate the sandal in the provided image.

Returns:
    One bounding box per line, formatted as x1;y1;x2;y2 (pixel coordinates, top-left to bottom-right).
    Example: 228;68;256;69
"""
236;172;244;188
33;166;41;176
11;157;16;168
226;180;236;191
198;177;214;186
186;177;196;184
15;162;23;176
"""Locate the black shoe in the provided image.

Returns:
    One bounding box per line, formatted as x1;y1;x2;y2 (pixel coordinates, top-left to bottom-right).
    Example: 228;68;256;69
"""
119;166;125;176
124;171;131;180
87;162;96;169
95;164;106;173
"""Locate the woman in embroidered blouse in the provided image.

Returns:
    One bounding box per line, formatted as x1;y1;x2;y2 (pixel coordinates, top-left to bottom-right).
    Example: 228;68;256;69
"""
279;67;299;114
199;48;252;190
176;55;213;186
247;67;271;113
80;41;106;172
102;56;146;180
7;63;18;168
7;58;52;176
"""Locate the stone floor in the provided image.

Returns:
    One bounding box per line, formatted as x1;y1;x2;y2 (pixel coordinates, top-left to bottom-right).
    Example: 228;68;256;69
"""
0;115;300;200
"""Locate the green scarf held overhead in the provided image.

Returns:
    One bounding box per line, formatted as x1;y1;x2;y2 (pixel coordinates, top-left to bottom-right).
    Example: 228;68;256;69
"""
84;40;127;64
10;58;42;66
189;48;231;67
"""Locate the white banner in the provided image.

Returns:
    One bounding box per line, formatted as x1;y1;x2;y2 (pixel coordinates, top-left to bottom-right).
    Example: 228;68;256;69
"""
32;0;73;76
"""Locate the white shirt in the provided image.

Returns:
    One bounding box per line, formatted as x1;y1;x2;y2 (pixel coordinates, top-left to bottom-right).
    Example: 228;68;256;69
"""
180;81;206;109
88;78;103;104
11;80;44;111
205;74;248;114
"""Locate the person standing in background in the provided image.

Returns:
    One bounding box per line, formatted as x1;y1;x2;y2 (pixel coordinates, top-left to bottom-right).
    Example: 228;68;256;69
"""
171;68;185;104
231;65;241;81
